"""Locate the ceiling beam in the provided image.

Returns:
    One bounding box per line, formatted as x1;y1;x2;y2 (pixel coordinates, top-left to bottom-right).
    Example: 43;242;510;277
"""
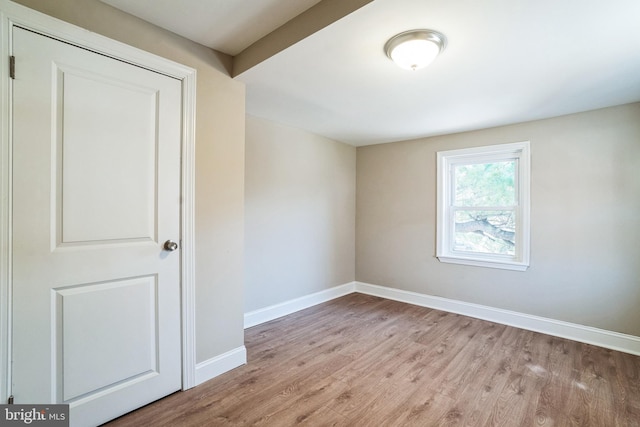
232;0;373;77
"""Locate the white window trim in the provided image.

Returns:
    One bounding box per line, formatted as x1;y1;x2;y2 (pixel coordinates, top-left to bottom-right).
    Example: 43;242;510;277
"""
436;141;531;271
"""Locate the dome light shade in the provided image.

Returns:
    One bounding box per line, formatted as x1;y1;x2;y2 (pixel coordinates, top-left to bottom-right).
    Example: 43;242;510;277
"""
385;29;447;71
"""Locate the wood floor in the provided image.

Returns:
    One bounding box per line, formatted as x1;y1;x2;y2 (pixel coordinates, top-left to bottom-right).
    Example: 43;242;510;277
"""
105;293;640;426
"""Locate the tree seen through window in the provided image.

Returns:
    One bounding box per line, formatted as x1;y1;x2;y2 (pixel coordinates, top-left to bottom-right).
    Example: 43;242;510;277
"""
452;161;516;256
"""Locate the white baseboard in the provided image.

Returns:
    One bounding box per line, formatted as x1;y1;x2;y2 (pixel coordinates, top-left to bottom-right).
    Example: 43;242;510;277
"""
355;281;640;356
241;280;640;356
195;346;247;386
244;282;356;328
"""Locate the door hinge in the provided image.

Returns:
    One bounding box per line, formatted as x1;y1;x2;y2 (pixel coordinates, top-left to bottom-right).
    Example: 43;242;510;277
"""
7;395;14;404
9;56;15;79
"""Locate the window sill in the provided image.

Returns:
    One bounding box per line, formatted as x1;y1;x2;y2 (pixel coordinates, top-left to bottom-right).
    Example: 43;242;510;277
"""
437;255;529;271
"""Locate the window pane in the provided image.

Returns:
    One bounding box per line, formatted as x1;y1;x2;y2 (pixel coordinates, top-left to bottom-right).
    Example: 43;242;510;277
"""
454;210;515;255
454;161;516;207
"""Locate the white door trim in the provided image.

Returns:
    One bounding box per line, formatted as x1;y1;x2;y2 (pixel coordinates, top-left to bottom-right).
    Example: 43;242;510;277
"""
0;0;197;402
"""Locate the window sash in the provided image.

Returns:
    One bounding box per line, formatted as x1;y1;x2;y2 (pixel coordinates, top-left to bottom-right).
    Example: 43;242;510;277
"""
436;141;530;271
451;207;517;257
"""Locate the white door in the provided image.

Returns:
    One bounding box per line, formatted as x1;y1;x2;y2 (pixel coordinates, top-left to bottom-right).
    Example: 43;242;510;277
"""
11;27;182;426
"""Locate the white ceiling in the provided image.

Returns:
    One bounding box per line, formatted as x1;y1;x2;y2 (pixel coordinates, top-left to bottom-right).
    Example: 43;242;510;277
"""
102;0;640;146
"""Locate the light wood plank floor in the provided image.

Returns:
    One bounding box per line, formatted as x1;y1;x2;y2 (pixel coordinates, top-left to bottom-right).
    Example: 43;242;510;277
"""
105;293;640;426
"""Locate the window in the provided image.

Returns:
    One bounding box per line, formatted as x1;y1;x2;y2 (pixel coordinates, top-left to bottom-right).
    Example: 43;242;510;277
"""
436;141;530;271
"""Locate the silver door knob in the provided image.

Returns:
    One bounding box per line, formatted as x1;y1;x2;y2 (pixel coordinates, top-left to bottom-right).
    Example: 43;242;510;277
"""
163;240;179;251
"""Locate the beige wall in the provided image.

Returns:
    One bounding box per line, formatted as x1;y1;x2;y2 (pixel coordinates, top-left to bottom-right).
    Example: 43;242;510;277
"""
245;116;355;312
13;0;246;362
357;103;640;336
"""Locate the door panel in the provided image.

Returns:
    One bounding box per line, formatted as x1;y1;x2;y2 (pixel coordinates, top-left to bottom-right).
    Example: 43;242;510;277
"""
12;27;182;427
56;66;159;244
56;276;159;402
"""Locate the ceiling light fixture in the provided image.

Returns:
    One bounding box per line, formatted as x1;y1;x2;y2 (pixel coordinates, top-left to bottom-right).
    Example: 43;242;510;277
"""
385;29;447;71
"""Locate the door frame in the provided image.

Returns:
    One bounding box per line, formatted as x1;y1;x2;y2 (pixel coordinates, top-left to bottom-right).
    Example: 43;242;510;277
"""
0;0;197;403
